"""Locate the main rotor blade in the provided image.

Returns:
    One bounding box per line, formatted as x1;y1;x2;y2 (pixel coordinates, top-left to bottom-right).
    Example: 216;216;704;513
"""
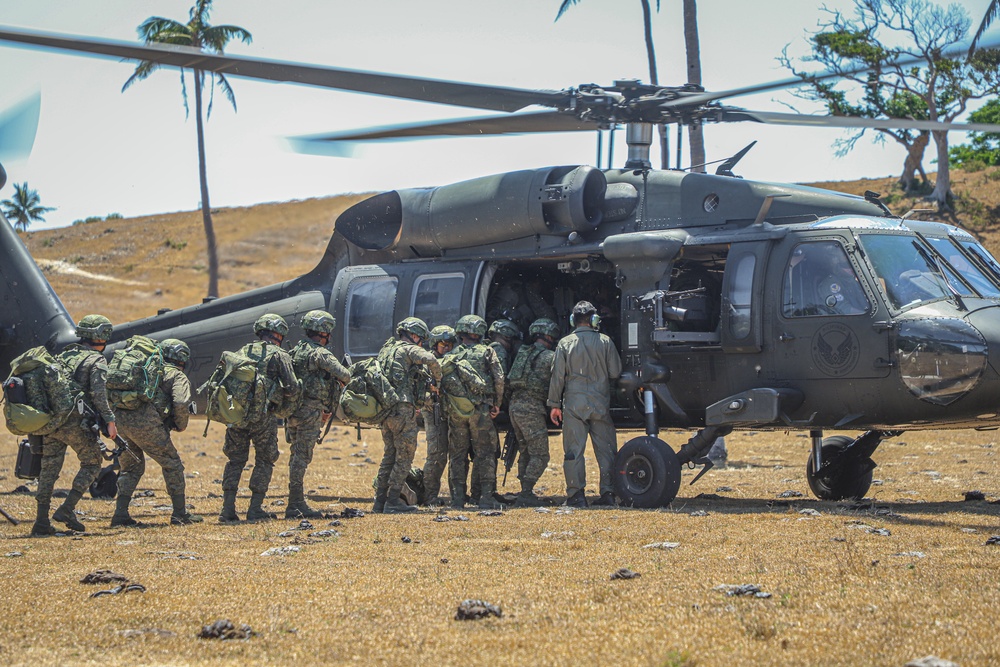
289;111;602;152
0;26;566;113
663;35;1000;109
722;109;1000;133
0;92;41;161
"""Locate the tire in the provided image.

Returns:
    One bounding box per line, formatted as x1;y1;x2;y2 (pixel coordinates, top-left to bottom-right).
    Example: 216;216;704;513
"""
806;435;874;501
613;436;682;508
89;465;118;499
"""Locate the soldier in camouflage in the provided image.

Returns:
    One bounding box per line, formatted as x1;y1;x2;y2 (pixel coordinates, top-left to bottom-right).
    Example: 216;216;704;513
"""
548;301;622;508
111;338;202;527
446;314;505;510
285;310;350;519
219;314;300;523
487;319;521;377
421;325;455;506
32;315;117;536
508;318;559;507
373;317;442;514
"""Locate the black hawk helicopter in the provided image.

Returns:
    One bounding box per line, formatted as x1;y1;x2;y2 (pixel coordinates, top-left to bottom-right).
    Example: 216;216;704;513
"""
4;26;1000;506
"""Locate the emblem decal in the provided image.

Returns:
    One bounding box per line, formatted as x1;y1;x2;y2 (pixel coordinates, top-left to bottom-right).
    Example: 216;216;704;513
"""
811;323;860;376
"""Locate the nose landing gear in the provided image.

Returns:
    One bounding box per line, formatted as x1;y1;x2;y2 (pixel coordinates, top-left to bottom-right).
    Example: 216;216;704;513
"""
806;431;887;500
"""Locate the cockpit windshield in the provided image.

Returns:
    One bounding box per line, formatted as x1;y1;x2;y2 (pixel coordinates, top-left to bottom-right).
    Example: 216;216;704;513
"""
923;236;1000;298
858;234;952;310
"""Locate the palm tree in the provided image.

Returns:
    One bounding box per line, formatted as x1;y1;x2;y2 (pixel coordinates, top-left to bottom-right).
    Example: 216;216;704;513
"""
969;1;999;56
123;0;251;298
1;182;54;232
556;0;670;169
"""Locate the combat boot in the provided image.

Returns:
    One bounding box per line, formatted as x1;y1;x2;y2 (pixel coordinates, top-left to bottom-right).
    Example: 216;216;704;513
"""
218;490;240;524
372;488;388;514
450;484;466;509
245;491;276;522
110;491;139;528
31;502;55;537
52;489;86;532
169;494;203;525
514;481;544;508
286;485;323;519
383;488;417;514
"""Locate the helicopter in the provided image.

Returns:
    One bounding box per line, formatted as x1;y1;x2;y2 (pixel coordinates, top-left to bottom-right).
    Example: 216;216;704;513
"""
4;26;1000;507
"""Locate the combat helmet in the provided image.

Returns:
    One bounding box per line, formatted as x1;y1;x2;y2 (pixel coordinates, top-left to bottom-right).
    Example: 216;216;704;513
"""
488;319;521;340
455;314;487;338
76;314;113;342
160;338;191;366
429;325;457;345
254;313;289;337
301;310;336;335
529;318;560;339
397;316;430;341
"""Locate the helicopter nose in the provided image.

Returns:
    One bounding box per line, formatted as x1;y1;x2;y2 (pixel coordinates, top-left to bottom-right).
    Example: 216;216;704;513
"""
894;316;988;406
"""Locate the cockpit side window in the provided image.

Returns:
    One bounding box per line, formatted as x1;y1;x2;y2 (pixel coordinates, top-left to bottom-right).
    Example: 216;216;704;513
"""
782;241;869;317
859;234;951;310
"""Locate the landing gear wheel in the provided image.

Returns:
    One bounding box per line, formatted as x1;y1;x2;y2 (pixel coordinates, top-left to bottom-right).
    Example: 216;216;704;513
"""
806;435;874;501
613;436;682;508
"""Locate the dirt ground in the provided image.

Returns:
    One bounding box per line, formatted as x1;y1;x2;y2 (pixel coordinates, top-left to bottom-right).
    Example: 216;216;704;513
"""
1;425;998;667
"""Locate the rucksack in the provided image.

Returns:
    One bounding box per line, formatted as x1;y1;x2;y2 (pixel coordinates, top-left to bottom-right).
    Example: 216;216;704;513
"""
507;344;543;389
198;349;267;435
438;355;484;418
106;335;165;410
291;341;341;411
338;356;400;425
2;346;82;436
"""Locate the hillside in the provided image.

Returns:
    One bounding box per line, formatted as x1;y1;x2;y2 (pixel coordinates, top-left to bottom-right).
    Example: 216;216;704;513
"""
15;168;1000;324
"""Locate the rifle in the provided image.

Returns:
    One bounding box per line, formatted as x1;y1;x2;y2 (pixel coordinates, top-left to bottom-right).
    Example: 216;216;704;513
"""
500;429;518;487
0;504;19;526
76;399;140;463
431;389;442;427
317;410;335;445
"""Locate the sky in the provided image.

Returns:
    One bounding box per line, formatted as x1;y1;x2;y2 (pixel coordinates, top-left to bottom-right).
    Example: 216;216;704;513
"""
0;0;997;230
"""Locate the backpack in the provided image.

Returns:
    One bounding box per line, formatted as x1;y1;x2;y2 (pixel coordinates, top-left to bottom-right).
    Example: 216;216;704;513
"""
198;349;267;434
291;341;341;411
2;346;82;436
338;356;400;425
106;335;165;410
438;355;483;418
507;344;543;389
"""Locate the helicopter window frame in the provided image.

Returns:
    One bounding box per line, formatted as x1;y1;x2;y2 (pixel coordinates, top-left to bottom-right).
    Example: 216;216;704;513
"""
345;274;399;358
857;233;952;312
411;272;466;329
781;239;871;318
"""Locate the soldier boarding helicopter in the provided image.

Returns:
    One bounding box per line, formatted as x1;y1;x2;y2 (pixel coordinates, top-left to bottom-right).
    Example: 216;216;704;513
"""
3;26;1000;507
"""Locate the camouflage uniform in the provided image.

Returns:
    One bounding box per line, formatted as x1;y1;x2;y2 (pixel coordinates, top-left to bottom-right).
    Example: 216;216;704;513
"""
36;344;114;532
446;342;504;508
508;341;555;494
221;340;299;519
114;363;192;525
548;326;622;501
286;338;350;517
374;336;442;511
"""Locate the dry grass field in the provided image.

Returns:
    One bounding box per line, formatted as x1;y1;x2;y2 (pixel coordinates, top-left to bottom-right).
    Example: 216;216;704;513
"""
1;427;998;667
3;173;1000;666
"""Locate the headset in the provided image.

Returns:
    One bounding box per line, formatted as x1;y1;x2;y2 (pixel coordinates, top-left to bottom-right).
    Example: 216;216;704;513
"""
570;309;601;330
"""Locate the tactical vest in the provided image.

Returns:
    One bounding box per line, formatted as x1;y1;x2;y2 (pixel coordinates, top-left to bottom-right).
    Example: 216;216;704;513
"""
508;343;551;401
452;344;495;403
377;338;429;405
291;340;339;408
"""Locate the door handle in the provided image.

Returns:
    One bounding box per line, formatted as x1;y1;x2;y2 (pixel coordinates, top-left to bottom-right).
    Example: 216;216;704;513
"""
778;333;796;342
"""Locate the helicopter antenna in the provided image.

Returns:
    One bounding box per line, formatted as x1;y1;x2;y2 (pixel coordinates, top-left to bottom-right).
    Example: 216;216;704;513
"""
864;191;895;218
714;141;757;177
902;207;935;221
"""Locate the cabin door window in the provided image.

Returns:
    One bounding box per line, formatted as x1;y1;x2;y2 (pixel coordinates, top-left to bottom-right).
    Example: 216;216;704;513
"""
346;275;398;357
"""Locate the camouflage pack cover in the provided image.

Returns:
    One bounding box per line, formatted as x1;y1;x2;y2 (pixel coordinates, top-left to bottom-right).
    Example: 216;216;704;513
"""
290;340;341;410
3;346;82;435
339;356;400;425
107;335;165;410
198;348;266;434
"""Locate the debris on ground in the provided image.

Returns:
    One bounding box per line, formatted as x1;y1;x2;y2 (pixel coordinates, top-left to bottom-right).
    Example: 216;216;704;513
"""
903;656;959;667
985;536;1000;546
401;536;412;543
714;584;772;598
198;619;255;640
260;546;301;557
433;515;469;522
309;530;338;538
893;551;926;558
541;531;575;539
715;486;734;493
777;490;804;498
478;510;503;516
964;490;986;502
642;542;680;550
340;507;365;519
455;599;502;621
798;508;821;517
80;570;129;585
610;568;641;580
90;583;146;598
5;552;23;558
328;520;341;527
689;510;709;516
533;507;551;514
